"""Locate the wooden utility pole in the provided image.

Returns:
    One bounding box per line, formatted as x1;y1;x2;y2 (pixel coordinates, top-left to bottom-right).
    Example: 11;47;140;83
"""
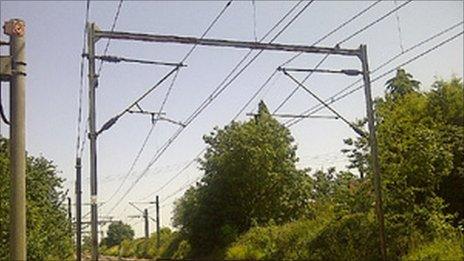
3;18;27;261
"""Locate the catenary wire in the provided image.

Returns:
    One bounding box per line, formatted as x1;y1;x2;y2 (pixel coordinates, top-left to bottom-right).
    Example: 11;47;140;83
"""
80;0;124;156
154;25;464;209
338;0;412;45
109;0;313;214
285;21;463;127
76;0;91;158
394;0;405;53
183;0;308;125
104;70;180;204
274;0;411;114
281;0;382;66
252;0;258;41
97;0;124;76
102;0;236;213
286;30;464;128
142;0;386;201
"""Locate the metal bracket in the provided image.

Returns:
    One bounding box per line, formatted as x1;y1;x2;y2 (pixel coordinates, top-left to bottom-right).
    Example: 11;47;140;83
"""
0;55;12;81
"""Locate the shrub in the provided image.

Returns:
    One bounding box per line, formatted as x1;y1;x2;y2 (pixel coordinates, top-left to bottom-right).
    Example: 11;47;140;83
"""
173;240;191;259
119;239;135;258
307;213;381;260
102;245;119;257
226;208;333;260
134;238;149;258
403;234;464;260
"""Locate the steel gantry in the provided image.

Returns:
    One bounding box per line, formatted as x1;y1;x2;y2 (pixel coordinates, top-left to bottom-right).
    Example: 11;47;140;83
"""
85;24;386;260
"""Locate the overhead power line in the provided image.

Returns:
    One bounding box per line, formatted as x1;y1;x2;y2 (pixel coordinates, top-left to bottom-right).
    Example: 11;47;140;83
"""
274;0;411;114
285;21;463;127
97;66;181;136
160;175;203;207
97;0;124;75
273;53;330;113
286;30;464;128
76;0;91;158
238;0;382;117
393;0;405;53
279;68;367;137
140;0;385;201
338;0;412;45
150;23;464;210
104;71;180;204
94;54;185;67
182;0;311;126
103;0;235;214
282;0;382;66
144;149;204;200
109;0;313;213
252;0;258;41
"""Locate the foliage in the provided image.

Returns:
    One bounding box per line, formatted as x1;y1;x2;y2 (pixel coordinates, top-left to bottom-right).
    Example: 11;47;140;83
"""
172;101;313;257
428;78;464;224
119;239;135;258
385;68;421;98
226;206;333;260
101;227;179;259
342;72;463;256
308;213;381;260
103;245;119;257
102;73;463;260
101;221;134;248
403;233;464;260
172;240;191;259
341;119;370;179
159;231;189;259
0;138;73;260
378;75;462;254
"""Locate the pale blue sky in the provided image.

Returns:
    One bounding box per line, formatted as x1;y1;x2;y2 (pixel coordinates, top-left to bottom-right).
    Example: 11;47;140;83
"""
1;0;462;237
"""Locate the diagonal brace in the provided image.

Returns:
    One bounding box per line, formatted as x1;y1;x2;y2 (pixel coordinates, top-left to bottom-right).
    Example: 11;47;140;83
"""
280;69;366;138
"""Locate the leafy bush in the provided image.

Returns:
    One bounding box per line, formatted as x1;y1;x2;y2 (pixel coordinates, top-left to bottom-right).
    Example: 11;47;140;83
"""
403;234;464;260
134;238;149;258
0;138;73;260
102;245;119;257
308;213;381;260
159;231;188;258
119;239;135;258
172;240;191;259
227;207;333;260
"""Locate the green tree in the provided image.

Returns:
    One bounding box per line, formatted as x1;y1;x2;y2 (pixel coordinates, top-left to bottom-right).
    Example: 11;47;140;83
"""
341;119;370;179
385;68;420;98
173;101;312;257
0;138;73;260
342;71;462;255
102;221;134;248
427;77;464;224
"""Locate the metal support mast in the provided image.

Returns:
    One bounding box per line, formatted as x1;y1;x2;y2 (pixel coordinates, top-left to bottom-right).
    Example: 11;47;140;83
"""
144;208;149;239
67;197;72;220
156;195;160;250
359;44;387;260
89;26;387;259
75;157;82;261
87;22;99;261
4;18;27;261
